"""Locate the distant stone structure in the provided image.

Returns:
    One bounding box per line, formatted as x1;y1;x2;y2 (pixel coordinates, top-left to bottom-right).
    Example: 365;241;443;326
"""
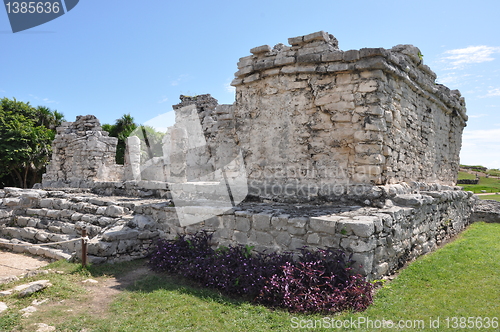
0;32;478;279
42;115;123;188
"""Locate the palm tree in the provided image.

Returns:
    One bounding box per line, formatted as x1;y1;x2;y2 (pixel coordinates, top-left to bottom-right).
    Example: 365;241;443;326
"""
105;114;137;164
35;106;65;129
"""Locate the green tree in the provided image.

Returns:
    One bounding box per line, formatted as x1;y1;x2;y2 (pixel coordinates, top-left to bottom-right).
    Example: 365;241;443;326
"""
0;97;64;188
102;115;166;165
102;114;137;164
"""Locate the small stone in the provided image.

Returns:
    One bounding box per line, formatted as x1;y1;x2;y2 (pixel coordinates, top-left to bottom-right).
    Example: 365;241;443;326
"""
82;279;99;284
250;45;271;54
36;323;56;332
0;302;7;313
17;280;52;298
105;205;124;217
24;270;49;278
20;305;37;317
32;299;49;306
0;275;19;285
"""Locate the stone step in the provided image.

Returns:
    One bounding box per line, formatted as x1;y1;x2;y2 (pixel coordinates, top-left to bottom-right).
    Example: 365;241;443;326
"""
13;215;102;236
2;193;133;219
0;238;73;261
24;204;131;219
0;227;81;253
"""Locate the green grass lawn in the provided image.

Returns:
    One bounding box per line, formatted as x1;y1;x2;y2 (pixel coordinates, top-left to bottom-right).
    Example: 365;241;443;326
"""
460;176;500;193
479;194;500;201
339;221;500;331
487;169;500;177
458;171;476;180
1;222;499;331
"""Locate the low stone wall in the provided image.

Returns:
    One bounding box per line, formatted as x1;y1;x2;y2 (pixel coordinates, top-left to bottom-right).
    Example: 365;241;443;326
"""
0;184;475;279
456;179;479;185
471;199;500;223
173;183;475;279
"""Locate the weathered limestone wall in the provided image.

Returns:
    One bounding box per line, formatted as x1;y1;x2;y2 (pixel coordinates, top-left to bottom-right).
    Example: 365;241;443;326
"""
42;115;124;188
381;45;466;184
0;185;475;279
231;31;467;202
161;95;238;182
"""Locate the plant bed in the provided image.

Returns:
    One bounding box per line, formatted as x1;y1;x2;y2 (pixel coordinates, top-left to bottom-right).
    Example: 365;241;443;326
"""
148;231;374;314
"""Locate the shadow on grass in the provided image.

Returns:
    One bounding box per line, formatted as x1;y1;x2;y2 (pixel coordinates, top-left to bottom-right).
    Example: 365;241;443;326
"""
83;258;254;309
133;273;251;307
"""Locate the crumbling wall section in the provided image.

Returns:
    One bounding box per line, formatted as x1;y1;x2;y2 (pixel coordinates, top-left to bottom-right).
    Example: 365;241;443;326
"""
164;95;238;182
231;31;467;202
42;115;124;188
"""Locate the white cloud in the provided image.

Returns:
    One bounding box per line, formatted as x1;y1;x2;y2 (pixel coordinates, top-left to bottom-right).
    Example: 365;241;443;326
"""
484;87;500;97
463;128;500;143
171;74;190;86
441;46;500;69
436;72;470;86
468;114;488;118
158;96;169;104
224;80;235;93
42;97;57;104
29;94;57;104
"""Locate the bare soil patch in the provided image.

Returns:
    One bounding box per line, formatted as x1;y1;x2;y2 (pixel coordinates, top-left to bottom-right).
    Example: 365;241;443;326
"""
0;250;51;279
81;265;152;315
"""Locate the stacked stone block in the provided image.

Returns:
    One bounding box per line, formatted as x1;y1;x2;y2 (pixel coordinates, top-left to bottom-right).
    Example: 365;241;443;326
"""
42;115;124;188
231;31;467;202
0;187;160;263
0;184;476;279
163;94;239;183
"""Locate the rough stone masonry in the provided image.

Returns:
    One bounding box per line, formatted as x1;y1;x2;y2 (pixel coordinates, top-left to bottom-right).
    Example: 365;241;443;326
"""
231;31;467;202
0;31;478;280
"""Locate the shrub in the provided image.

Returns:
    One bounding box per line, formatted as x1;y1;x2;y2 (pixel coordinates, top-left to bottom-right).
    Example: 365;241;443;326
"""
148;231;214;274
255;249;373;313
148;231;374;314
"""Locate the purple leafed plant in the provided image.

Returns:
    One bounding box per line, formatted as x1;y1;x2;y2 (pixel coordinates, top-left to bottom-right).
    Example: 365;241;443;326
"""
148;231;374;314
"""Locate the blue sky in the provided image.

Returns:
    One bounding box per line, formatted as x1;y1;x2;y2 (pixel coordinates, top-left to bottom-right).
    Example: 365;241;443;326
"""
1;0;500;169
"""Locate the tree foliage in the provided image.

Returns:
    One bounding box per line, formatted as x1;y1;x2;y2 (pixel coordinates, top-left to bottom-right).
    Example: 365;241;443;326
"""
103;114;165;165
0;97;64;188
102;114;138;164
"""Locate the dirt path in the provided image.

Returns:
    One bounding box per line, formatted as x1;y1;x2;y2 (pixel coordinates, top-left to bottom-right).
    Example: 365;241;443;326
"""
81;265;152;315
0;250;51;279
0;251;154;330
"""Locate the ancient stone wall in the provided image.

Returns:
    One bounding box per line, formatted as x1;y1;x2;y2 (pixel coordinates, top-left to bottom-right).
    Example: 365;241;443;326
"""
231;31;467;202
42;115;123;188
0;185;475;279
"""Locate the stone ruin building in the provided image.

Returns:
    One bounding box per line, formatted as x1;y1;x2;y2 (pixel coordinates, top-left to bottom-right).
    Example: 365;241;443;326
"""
0;31;477;279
